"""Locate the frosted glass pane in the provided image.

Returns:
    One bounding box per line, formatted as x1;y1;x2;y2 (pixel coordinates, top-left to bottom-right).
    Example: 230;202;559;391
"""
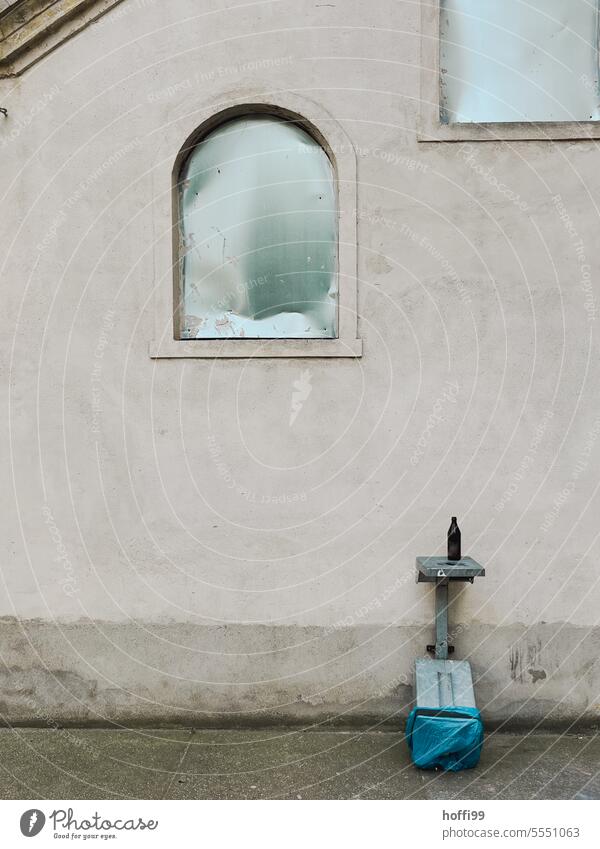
179;116;337;339
440;0;600;123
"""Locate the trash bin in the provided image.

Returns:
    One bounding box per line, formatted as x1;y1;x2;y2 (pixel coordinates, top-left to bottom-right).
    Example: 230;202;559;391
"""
406;706;484;771
409;520;485;771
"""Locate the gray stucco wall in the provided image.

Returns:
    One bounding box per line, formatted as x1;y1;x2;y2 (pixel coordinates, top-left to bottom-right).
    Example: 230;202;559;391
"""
1;0;599;727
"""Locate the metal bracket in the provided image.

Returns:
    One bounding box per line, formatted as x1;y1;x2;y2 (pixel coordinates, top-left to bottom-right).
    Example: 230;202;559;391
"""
416;555;485;658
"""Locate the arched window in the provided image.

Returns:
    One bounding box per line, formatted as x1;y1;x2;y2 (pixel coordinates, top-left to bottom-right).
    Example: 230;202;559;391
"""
177;115;338;340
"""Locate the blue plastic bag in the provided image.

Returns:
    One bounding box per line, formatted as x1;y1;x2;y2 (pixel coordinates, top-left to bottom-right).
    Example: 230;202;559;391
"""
406;706;484;771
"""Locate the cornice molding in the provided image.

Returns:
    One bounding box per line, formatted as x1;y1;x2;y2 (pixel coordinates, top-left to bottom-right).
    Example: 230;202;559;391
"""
0;0;126;76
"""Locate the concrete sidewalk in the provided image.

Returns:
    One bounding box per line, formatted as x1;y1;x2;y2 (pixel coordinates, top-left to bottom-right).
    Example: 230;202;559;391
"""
0;728;598;800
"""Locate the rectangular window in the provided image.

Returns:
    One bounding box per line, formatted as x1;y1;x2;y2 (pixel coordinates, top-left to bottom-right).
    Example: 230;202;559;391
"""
440;0;600;124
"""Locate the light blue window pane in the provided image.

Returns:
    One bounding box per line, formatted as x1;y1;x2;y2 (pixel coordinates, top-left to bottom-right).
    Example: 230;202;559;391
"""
179;115;337;339
441;0;600;123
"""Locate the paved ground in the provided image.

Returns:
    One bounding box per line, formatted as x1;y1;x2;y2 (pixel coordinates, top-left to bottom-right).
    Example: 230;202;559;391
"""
0;728;598;799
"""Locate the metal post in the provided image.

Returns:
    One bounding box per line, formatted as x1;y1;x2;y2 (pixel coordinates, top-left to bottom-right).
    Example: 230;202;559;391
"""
434;579;449;660
434;578;454;705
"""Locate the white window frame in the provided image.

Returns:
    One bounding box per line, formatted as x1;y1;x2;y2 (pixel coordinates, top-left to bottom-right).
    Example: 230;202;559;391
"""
148;92;361;358
419;0;600;142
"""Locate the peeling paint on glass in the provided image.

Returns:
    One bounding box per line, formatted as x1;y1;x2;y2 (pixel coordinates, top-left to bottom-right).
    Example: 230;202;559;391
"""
440;0;600;123
178;116;337;339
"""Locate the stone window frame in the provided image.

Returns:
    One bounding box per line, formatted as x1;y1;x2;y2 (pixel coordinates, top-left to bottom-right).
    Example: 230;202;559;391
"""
419;0;600;143
149;92;361;358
